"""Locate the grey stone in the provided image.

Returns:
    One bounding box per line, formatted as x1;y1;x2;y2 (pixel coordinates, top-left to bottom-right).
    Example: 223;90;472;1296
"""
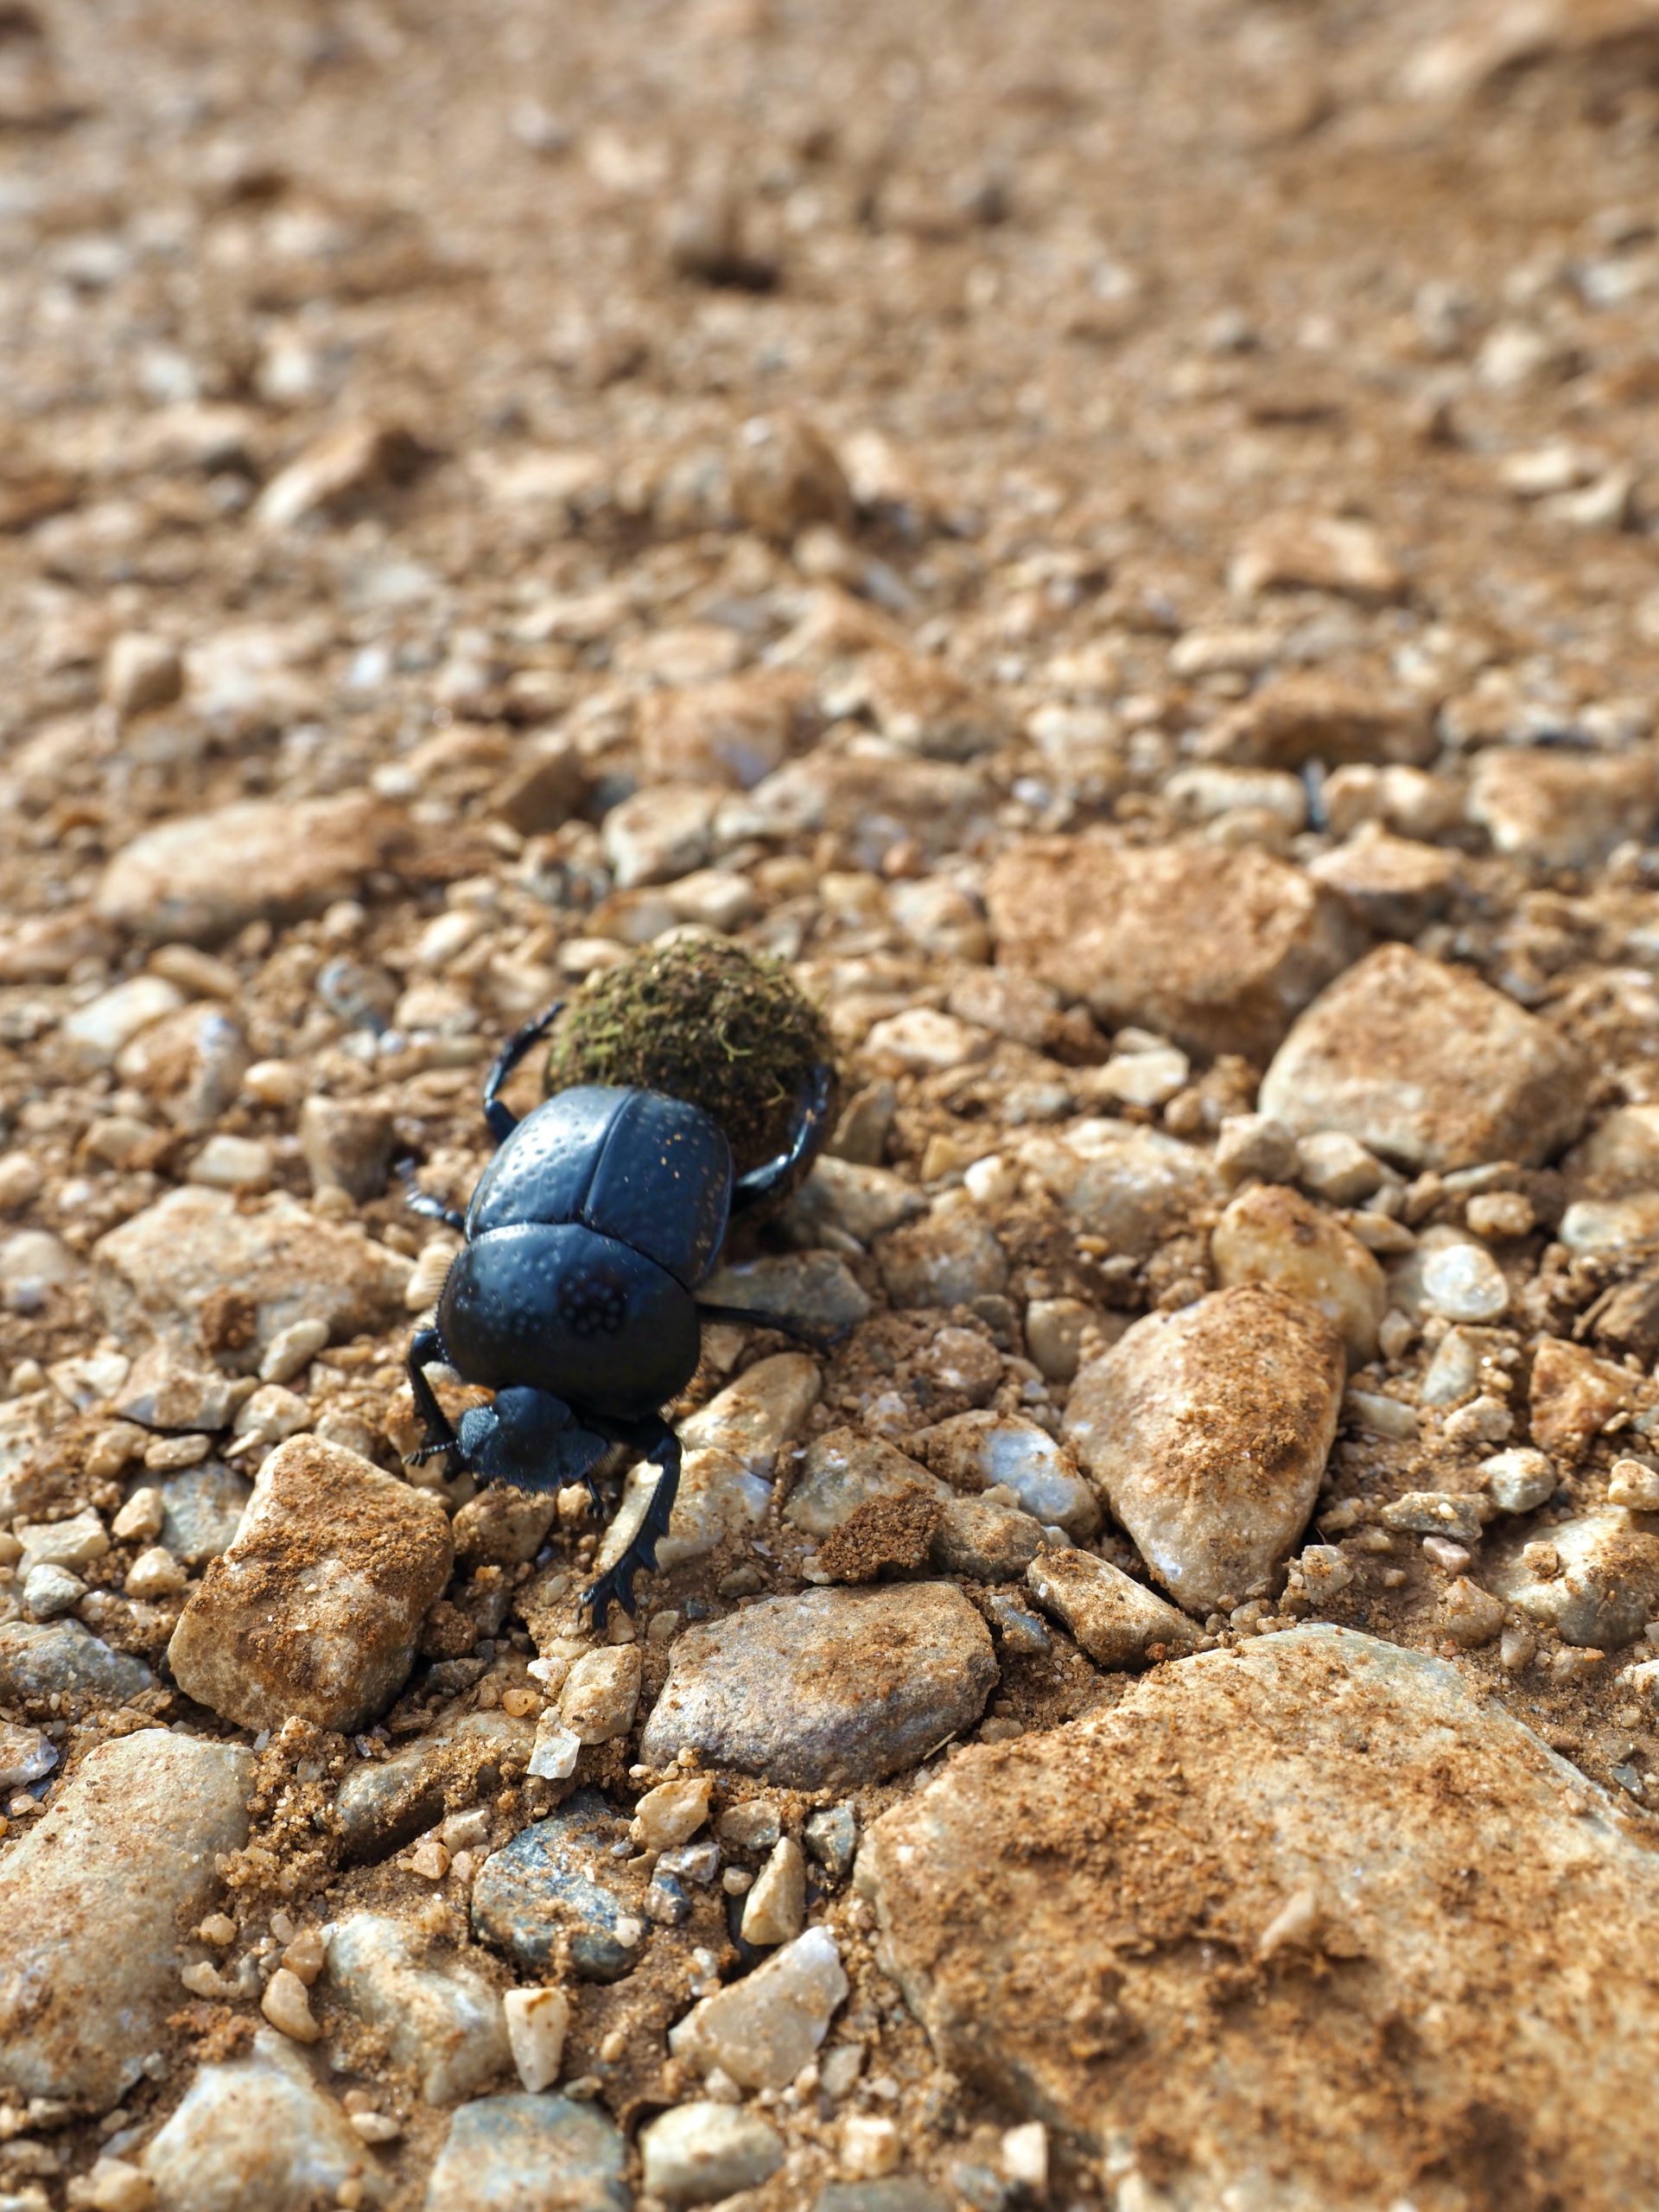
677;1351;822;1475
878;1199;1008;1308
804;1802;858;1883
913;1412;1100;1539
595;1446;771;1573
325;1911;508;2105
0;1721;55;1790
700;1250;872;1336
639;2101;785;2203
1064;1286;1345;1615
422;2093;628;2212
472;1789;647;1982
861;1626;1659;2209
94;1186;410;1358
1480;1448;1558;1516
1018;1120;1221;1257
116;1344;244;1431
160;1460;253;1562
0;1732;251;2106
1490;1510;1659;1649
931;1495;1046;1580
796;1156;925;1245
141;2029;389;2210
639;1584;997;1789
785;1428;950;1536
669;1925;848;2088
0;1619;154;1711
336;1711;535;1862
816;2188;950;2212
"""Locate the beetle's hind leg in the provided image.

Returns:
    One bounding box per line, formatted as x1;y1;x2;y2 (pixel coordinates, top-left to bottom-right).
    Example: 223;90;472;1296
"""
483;1001;566;1143
404;1327;462;1467
396;1158;466;1234
582;1422;682;1630
729;1062;836;1214
696;1300;851;1355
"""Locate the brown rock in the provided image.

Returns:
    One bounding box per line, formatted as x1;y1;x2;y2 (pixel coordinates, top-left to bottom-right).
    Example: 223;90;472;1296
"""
1528;1337;1634;1461
987;837;1365;1062
97;793;410;944
1230;512;1405;603
1203;673;1432;768
1306;830;1460;938
638;668;817;790
167;1434;454;1733
861;1625;1659;2207
729;412;852;539
1064;1284;1346;1615
1468;747;1659;870
1211;1182;1387;1366
1025;1548;1199;1667
1258;944;1587;1171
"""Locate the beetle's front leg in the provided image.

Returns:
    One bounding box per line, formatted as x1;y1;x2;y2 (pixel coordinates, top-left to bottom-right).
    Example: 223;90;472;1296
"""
582;1421;682;1630
404;1327;462;1466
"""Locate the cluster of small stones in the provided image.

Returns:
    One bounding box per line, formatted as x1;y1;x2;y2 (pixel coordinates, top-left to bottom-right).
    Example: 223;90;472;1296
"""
8;1;1659;2208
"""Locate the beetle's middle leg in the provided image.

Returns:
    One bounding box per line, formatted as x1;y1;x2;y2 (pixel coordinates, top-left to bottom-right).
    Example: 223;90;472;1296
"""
581;1420;682;1629
397;1158;466;1234
404;1326;461;1465
482;1001;566;1143
695;1300;851;1354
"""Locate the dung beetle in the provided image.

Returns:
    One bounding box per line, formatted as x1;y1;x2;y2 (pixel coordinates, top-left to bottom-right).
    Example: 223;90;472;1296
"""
402;1003;836;1625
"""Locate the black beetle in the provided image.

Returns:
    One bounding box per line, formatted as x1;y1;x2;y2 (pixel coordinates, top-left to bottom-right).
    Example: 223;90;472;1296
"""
402;1003;836;1625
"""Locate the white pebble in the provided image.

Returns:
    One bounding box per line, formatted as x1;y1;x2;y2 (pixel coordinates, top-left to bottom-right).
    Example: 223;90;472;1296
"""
505;1985;569;2092
259;1317;329;1385
1420;1243;1510;1323
260;1964;321;2043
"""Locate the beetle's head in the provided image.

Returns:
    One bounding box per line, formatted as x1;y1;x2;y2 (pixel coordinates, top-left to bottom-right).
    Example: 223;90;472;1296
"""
457;1388;610;1495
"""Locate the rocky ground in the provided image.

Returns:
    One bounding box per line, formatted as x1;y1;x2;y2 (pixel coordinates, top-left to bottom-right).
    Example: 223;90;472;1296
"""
7;0;1659;2205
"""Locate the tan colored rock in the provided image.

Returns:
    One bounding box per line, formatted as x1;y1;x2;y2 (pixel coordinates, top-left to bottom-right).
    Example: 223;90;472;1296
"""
637;668;817;790
1528;1337;1634;1461
987;837;1364;1062
1018;1119;1221;1255
167;1434;453;1733
729;411;852;538
0;1732;252;2105
724;751;996;866
1025;1548;1199;1668
97;793;410;945
1230;512;1404;603
861;1625;1659;2209
1064;1285;1345;1615
93;1185;410;1357
1307;830;1459;938
1468;747;1659;868
1565;1103;1659;1197
254;418;426;530
1202;672;1432;768
1491;1509;1659;1649
1211;1182;1387;1366
1259;944;1587;1171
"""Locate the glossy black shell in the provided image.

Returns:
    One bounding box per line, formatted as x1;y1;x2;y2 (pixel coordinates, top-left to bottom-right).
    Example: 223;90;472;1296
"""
438;1220;702;1421
465;1085;733;1291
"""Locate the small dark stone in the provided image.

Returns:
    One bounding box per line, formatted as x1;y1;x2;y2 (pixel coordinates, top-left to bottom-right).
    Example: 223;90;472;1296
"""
0;1620;153;1711
804;1802;857;1884
471;1789;647;1982
159;1461;252;1564
816;2183;952;2212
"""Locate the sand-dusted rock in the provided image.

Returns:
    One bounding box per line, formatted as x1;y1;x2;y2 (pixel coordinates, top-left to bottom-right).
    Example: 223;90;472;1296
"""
423;2094;628;2212
1528;1336;1634;1460
641;2101;785;2204
1306;829;1459;938
785;1429;950;1535
723;753;995;868
142;2030;389;2210
1259;944;1587;1171
0;1731;251;2106
1211;1182;1387;1366
1064;1285;1345;1614
638;667;817;789
669;1926;848;2089
1018;1120;1221;1257
1468;746;1659;869
167;1434;453;1733
472;1789;647;1983
325;1912;509;2106
861;1625;1659;2209
1491;1509;1659;1649
913;1412;1101;1537
639;1584;996;1789
1201;671;1433;769
336;1710;535;1862
1230;511;1404;602
987;837;1364;1062
0;1618;154;1711
1026;1549;1199;1668
94;1186;410;1357
97;792;410;944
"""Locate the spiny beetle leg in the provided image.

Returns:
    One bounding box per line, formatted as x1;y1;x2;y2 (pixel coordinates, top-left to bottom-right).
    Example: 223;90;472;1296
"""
581;1427;682;1630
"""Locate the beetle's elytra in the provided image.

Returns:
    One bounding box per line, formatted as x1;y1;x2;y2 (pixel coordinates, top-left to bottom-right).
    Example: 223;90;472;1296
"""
404;1003;836;1625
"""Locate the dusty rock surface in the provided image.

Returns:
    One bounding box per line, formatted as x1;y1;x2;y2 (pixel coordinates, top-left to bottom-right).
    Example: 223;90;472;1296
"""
7;0;1659;2202
861;1627;1659;2209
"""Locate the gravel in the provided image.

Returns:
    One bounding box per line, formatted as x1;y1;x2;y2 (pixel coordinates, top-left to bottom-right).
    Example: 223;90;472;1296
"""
471;1789;648;1983
420;2094;628;2212
325;1911;509;2105
669;1925;849;2088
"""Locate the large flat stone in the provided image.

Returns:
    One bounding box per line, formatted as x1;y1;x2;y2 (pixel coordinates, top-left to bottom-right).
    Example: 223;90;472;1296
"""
0;1731;251;2107
167;1434;453;1733
987;837;1364;1062
861;1626;1659;2211
640;1584;997;1789
1258;944;1586;1171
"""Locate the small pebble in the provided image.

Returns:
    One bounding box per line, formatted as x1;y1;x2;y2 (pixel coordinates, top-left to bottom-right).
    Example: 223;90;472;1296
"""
504;1986;569;2093
260;1965;321;2043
